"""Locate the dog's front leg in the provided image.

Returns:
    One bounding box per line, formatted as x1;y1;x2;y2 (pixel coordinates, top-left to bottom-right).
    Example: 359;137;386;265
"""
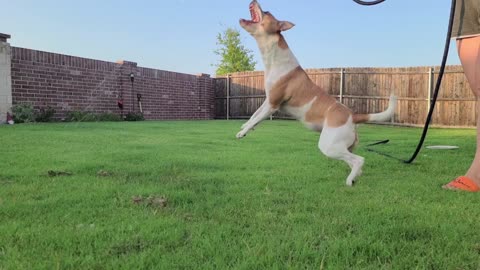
241;100;268;130
236;102;277;139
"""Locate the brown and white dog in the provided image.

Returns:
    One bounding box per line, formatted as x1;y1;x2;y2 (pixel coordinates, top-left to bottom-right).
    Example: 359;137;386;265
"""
238;0;397;186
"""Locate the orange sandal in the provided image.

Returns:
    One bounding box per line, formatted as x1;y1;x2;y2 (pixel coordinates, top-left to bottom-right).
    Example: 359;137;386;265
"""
443;176;480;192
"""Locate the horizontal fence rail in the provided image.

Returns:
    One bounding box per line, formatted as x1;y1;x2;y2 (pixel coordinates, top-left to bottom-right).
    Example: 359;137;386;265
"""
214;66;478;128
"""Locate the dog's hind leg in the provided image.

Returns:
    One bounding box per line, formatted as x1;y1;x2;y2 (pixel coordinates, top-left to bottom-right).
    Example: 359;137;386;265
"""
318;124;364;186
319;143;364;186
341;152;364;186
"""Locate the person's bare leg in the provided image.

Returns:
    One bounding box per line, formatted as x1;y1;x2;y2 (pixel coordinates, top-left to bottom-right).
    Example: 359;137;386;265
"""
466;101;480;181
444;36;480;190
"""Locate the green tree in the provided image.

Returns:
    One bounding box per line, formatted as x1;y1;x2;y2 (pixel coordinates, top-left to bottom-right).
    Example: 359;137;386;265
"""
214;28;256;75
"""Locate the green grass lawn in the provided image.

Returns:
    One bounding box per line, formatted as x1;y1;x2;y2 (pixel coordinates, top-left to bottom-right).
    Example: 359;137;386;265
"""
1;120;479;269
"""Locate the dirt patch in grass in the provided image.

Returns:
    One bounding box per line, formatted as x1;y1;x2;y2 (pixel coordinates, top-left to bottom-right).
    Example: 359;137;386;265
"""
97;170;113;177
132;195;168;209
109;238;148;257
47;170;73;177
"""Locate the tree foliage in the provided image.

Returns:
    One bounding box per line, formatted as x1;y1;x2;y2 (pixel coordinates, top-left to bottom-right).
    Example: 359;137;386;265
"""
214;28;256;75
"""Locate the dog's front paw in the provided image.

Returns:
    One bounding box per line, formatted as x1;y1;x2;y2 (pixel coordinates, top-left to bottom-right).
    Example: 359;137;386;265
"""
236;130;247;139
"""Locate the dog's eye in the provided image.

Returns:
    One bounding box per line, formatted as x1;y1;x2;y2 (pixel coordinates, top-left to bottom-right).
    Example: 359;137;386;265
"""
265;11;271;15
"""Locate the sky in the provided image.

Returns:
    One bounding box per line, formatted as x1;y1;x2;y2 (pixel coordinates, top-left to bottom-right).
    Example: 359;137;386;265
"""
0;0;460;77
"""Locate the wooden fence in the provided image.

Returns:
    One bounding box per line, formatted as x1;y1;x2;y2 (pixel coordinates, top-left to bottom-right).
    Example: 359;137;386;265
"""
214;66;478;127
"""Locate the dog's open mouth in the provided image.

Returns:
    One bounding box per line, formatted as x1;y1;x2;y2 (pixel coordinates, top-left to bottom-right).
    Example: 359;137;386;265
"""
241;2;262;25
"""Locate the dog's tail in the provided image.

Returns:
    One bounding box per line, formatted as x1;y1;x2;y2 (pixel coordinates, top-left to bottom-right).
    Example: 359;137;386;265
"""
352;94;397;124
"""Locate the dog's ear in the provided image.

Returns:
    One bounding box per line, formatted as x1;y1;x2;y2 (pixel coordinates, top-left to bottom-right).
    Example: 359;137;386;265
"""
279;21;295;32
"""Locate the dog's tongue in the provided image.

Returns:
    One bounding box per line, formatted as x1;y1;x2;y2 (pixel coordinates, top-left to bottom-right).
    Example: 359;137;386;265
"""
249;6;259;23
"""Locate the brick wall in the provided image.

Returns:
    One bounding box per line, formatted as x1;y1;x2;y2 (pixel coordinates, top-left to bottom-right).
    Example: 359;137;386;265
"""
10;46;215;121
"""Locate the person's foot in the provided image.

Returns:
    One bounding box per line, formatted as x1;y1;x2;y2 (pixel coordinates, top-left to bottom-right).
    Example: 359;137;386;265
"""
443;175;480;192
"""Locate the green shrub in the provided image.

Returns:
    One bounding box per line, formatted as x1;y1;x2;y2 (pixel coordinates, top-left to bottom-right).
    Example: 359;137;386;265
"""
66;111;98;122
66;111;124;122
35;106;56;122
97;113;122;122
12;103;35;123
125;112;145;121
13;105;122;123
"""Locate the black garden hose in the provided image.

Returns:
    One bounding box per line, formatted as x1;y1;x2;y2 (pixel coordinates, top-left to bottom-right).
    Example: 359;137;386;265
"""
403;0;456;163
354;0;457;164
352;0;386;6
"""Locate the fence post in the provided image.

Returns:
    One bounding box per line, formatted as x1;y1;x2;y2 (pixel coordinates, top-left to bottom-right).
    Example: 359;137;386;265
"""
0;33;12;124
427;67;434;115
339;68;345;103
226;74;230;120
